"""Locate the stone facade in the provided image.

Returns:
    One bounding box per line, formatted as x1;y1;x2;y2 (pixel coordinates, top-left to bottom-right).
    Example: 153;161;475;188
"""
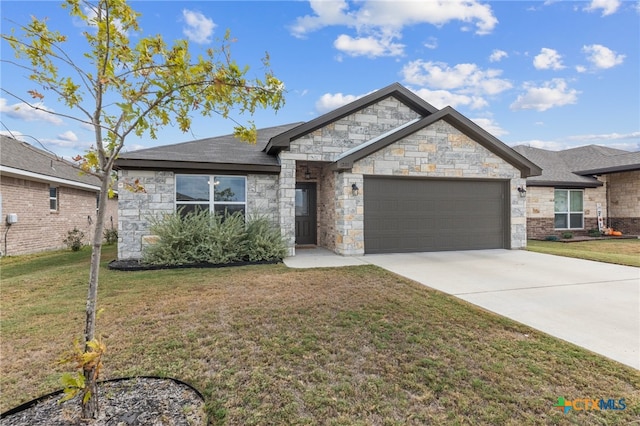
277;97;526;255
605;170;640;235
0;175;118;256
352;121;526;251
117;170;280;260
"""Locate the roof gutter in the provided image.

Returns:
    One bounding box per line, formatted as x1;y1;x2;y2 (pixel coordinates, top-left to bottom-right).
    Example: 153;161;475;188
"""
114;159;281;174
0;165;102;192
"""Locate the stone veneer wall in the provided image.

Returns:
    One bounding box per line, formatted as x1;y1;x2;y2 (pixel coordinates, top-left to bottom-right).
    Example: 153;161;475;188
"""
352;120;526;251
525;185;608;239
117;170;280;260
0;175;117;256
606;170;640;235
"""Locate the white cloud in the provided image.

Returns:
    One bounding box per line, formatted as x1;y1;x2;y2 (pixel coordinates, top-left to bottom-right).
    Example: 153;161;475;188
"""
510;79;579;111
58;130;79;142
411;88;488;110
0;98;63;125
565;131;640;142
401;60;512;96
470;117;508;137
489;49;508;62
182;10;215;44
291;0;498;58
424;37;438;50
315;92;364;113
582;44;625;69
584;0;621;16
334;33;404;57
533;48;565;70
575;65;587;73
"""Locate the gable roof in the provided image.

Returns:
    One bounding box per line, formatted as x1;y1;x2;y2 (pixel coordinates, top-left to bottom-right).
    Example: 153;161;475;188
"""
512;144;640;188
331;106;542;178
114;123;302;173
264;82;439;155
0;135;102;191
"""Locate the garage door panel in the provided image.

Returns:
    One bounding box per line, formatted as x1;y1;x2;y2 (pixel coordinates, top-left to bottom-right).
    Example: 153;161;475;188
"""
364;177;509;254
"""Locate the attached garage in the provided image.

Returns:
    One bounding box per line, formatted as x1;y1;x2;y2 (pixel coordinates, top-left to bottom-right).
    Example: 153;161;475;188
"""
364;176;510;254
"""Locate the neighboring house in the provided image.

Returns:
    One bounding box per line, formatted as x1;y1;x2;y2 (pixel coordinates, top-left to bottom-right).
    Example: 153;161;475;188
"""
513;145;640;239
0;135;118;256
115;83;541;260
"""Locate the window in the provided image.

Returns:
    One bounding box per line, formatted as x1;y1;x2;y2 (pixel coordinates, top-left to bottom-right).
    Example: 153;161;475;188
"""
554;189;583;229
49;187;58;211
176;175;246;217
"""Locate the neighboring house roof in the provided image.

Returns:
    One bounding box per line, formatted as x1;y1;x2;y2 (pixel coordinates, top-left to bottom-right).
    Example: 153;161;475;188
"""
115;123;302;173
114;82;542;178
0;134;102;191
512;145;640;188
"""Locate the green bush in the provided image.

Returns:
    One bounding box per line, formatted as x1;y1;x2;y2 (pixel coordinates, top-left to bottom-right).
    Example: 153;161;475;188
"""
103;227;118;245
63;228;85;251
588;229;601;237
142;210;286;266
544;235;559;241
562;232;574;239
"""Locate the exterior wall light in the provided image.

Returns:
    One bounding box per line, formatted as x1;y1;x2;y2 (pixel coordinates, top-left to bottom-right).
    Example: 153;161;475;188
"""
517;186;527;197
351;183;359;196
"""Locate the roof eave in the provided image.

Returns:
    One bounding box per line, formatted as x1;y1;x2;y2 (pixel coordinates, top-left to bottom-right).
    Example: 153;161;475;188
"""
574;164;640;175
0;165;102;191
526;179;603;188
114;158;280;174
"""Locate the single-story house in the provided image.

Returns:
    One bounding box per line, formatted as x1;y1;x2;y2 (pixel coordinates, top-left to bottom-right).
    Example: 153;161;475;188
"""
513;145;640;239
0;135;118;256
115;82;541;260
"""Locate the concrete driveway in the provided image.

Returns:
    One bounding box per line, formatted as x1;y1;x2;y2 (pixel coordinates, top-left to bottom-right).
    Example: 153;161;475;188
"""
285;249;640;370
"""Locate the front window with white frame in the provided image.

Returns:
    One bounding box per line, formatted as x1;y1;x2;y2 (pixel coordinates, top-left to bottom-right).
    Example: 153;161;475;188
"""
175;174;246;217
554;189;583;229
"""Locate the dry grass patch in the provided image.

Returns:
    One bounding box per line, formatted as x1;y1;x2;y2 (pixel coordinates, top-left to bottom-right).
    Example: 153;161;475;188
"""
1;245;639;425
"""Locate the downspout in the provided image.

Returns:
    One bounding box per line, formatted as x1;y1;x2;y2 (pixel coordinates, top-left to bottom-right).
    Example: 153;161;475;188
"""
3;223;11;256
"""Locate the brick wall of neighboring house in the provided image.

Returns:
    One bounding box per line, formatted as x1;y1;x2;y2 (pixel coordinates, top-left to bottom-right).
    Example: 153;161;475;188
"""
605;170;640;235
0;176;118;256
525;185;607;239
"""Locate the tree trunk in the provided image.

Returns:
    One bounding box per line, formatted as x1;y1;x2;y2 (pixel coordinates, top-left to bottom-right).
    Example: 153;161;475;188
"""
81;171;110;419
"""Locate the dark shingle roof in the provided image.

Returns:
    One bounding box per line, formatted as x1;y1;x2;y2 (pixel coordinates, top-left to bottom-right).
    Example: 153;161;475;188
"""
512;144;640;188
0;134;101;189
115;123;303;172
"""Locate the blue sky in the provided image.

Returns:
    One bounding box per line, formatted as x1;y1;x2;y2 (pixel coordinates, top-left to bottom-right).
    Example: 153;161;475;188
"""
1;0;639;159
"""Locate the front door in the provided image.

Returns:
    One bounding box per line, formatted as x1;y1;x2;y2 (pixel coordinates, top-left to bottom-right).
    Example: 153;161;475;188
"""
295;183;317;245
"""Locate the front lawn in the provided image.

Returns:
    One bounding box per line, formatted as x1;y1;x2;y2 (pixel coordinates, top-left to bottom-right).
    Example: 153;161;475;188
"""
527;239;640;267
1;245;638;425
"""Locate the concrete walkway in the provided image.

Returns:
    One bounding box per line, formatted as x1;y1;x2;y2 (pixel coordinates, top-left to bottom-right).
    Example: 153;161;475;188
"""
285;248;640;370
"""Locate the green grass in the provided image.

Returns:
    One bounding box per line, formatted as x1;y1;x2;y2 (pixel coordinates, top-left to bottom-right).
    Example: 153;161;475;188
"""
527;239;640;267
1;245;639;425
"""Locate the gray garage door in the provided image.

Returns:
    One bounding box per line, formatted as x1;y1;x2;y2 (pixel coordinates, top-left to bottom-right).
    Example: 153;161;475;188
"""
364;177;510;254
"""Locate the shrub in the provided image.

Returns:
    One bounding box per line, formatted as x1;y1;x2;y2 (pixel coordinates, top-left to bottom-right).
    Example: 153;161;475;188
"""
142;210;286;266
103;227;118;245
245;215;288;262
562;232;574;239
544;235;559;241
588;229;601;237
64;228;85;251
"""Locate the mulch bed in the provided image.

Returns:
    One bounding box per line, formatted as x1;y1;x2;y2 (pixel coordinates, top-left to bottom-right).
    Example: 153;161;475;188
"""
0;377;205;426
108;258;281;271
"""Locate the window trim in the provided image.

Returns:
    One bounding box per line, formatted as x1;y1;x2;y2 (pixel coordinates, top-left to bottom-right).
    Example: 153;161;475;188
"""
554;188;584;230
175;174;247;216
49;186;58;212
